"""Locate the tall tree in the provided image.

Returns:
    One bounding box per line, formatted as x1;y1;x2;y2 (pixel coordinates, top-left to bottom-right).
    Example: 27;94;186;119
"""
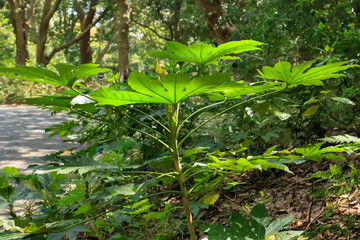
74;0;96;64
7;0;35;65
39;2;108;66
195;0;235;44
36;0;62;65
117;0;131;82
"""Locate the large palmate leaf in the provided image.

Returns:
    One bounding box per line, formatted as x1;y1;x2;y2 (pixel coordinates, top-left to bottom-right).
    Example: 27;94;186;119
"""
91;71;242;106
147;40;263;65
258;61;359;86
202;204;303;240
0;63;110;87
294;142;347;162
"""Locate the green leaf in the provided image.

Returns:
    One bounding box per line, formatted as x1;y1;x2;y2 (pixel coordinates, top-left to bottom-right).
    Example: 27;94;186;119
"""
24;96;72;108
148;40;263;65
321;134;360;144
250;204;270;239
47;225;87;240
276;231;303;240
0;219;24;232
0;172;10;188
58;182;85;207
225;82;279;99
266;215;293;236
108;183;138;196
0;64;110;88
274;111;291;121
294;143;346;162
198;193;220;205
92;72;238;106
183;147;208;161
201;212;256;239
91;87;169;106
331;97;356;105
302;104;320;117
2;167;20;176
258;61;359;86
73;203;92;216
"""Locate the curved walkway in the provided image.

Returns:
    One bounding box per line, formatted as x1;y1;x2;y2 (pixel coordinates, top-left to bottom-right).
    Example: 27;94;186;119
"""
0;105;79;174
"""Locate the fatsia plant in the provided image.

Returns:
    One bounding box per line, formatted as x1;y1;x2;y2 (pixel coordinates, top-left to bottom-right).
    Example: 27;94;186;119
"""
257;61;358;87
0;40;357;239
0;64;110;89
201;203;303;240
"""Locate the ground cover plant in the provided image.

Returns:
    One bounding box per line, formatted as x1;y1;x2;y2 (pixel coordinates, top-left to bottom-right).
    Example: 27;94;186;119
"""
0;39;358;240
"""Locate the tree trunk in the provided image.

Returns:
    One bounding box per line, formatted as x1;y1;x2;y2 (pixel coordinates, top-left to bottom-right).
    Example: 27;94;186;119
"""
172;0;183;42
43;8;108;66
96;30;118;64
117;0;131;82
36;0;62;66
74;0;96;64
7;0;29;65
195;0;236;44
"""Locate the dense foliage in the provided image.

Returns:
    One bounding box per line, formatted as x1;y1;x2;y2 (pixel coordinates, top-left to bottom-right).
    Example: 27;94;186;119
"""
1;0;360;239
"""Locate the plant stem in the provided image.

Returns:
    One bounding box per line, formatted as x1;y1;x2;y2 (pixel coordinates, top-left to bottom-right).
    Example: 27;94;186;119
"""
178;85;287;148
166;103;197;240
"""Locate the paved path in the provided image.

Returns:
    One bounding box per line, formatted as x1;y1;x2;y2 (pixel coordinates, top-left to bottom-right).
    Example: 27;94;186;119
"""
0;105;79;174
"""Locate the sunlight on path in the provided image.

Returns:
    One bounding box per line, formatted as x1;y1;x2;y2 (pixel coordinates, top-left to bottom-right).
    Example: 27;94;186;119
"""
0;105;80;174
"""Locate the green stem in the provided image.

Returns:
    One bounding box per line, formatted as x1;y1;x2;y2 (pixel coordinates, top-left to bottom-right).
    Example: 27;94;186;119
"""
124;113;168;139
72;109;170;150
146;105;169;124
177;99;227;135
166;103;197;240
178;86;287;149
126;106;170;132
70;86;94;101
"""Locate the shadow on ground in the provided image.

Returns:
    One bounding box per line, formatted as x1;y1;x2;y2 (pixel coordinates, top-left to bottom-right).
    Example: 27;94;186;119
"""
0;105;81;174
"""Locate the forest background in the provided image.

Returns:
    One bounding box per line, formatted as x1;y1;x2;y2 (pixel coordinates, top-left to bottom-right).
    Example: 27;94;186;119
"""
1;0;360;239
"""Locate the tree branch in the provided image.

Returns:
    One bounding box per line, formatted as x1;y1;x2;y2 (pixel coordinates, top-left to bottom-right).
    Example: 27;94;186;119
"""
131;17;170;41
46;7;109;64
45;0;61;22
95;29;118;63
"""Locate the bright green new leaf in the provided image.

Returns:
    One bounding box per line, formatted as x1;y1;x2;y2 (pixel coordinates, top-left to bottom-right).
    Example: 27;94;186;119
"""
198;193;220;205
302;104;320;117
58;182;85;207
2;167;20;176
258;61;359;86
147;40;263;65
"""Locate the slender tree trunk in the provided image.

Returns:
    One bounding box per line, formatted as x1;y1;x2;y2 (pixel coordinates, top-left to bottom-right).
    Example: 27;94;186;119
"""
36;0;62;65
96;30;118;64
195;0;236;44
117;0;131;82
74;0;96;64
8;0;28;65
79;8;95;64
43;8;108;66
172;0;183;42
